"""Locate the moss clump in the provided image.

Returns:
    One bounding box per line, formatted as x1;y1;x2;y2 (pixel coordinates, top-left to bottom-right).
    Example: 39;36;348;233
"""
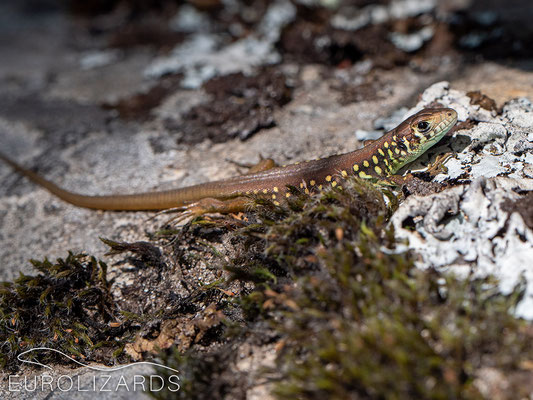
270;227;529;399
0;252;136;370
152;177;533;400
151;344;251;400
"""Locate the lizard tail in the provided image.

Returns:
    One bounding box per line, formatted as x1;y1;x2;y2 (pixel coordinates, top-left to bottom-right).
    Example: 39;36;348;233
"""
0;152;198;210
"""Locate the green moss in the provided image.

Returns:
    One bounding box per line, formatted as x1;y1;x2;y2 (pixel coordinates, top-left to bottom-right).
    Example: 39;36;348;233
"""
0;252;137;371
151;345;249;400
270;235;529;399
151;177;533;400
7;179;525;398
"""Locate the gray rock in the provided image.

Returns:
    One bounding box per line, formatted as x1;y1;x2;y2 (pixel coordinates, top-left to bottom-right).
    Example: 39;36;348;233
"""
391;81;533;319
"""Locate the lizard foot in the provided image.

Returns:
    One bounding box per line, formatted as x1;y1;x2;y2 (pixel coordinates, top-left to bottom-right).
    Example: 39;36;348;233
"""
425;153;453;177
225;157;278;174
155;197;252;226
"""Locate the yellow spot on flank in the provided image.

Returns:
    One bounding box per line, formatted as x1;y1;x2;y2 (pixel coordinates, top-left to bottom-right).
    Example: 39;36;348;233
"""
363;160;370;167
273;187;279;193
401;151;407;156
388;149;394;158
338;186;343;190
341;170;348;177
253;189;259;194
378;149;385;156
384;142;389;148
359;171;372;179
286;192;291;198
393;135;398;141
326;175;332;182
246;191;250;195
331;181;338;187
310;180;316;186
372;155;379;164
353;164;359;172
272;194;277;199
300;183;304;189
318;185;323;190
395;148;400;155
263;189;268;194
374;166;382;175
383;158;389;166
273;201;280;206
391;141;397;146
304;188;310;194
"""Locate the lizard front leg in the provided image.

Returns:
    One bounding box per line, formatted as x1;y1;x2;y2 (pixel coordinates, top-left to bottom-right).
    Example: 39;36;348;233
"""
226;157;278;174
424;153;452;178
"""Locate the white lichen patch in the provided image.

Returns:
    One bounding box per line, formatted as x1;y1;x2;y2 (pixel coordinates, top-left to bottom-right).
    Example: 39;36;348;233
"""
389;26;434;53
144;1;296;88
470;155;508;179
392;178;533;319
331;0;437;31
391;82;533;319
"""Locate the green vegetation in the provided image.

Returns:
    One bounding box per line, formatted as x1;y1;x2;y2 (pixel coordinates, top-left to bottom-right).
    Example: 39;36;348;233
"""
2;177;531;399
152;178;533;400
0;252;136;370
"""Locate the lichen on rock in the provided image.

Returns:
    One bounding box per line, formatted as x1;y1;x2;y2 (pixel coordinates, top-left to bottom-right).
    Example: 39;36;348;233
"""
391;82;533;319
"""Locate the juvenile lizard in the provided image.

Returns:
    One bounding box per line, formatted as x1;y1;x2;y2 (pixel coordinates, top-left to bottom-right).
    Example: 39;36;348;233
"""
0;107;457;215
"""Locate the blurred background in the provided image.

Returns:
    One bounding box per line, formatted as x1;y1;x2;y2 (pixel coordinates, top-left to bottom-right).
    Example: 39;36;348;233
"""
0;0;531;139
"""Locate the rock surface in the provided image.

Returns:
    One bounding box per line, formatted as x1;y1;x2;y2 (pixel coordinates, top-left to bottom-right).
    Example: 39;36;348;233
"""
388;82;533;319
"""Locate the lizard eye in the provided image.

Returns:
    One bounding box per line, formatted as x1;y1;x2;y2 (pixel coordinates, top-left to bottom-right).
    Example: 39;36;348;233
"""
416;121;430;132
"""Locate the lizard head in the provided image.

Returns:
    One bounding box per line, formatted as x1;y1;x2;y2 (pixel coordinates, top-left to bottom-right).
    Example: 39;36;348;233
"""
388;107;458;172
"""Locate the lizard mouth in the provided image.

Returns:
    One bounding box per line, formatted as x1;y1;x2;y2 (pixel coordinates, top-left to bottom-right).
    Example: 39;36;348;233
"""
423;110;458;141
435;112;458;136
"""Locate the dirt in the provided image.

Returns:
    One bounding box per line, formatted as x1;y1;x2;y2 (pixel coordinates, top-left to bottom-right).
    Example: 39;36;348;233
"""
502;191;533;231
454;119;478;133
450;0;533;60
467;90;498;112
170;68;293;143
403;177;448;196
279;21;408;68
103;74;183;120
108;21;185;51
332;74;385;105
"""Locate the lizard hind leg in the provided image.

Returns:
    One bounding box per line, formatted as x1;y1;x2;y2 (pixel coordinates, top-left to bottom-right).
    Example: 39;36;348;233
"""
159;196;253;226
186;196;251;215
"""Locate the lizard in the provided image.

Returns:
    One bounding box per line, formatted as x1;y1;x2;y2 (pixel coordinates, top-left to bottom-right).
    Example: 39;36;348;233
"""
0;107;457;216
